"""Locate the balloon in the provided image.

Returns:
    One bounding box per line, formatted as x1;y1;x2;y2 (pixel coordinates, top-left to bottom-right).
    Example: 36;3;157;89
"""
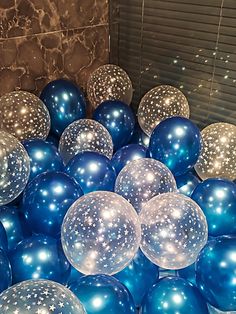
70;274;135;314
40;79;87;136
195;123;236;181
114;249;159;307
0;205;31;251
115;158;177;213
0;131;30;206
59;119;113;164
67;265;83;287
87;64;133;108
21;172;83;237
177;262;196;286
149;117;202;176
46;132;60;147
196;235;236;311
0;279;86;313
141;276;209;314
65;152;116;194
111;144;149;175
93;100;135;150
0;91;50;140
129;123;150;147
9;234;70;284
22;139;64;181
0;221;7;251
192;178;236;236
138;85;190;136
175;170;201;197
140;192;208;269
0;249;12;293
61;191;141;275
208;304;236;314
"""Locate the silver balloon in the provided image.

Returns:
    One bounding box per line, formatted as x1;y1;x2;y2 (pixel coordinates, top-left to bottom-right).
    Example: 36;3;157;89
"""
59;119;113;164
87;64;133;108
195;122;236;181
115;158;177;213
0;91;51;140
138;85;189;136
140;192;208;269
0;279;86;313
0;131;30;205
61;191;141;275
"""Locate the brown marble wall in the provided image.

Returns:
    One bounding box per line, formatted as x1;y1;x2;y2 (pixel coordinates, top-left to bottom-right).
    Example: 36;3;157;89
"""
0;0;109;96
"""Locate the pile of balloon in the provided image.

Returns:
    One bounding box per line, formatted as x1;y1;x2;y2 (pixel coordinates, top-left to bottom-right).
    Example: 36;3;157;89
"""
0;63;235;314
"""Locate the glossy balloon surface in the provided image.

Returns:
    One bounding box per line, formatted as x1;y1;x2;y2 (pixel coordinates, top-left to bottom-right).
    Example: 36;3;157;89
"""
22;172;83;237
0;131;30;205
66;152;116;194
141;276;209;314
9;234;70;284
93;100;135;150
195;123;236;181
0;91;50;140
0;221;7;251
208;304;236;314
0;279;86;314
87;64;133;108
59;119;113;164
111;144;149;175
192;178;236;236
62;191;141;275
0;249;12;293
196;235;236;311
67;265;83;287
175;170;201;197
140;192;208;269
129;123;150;148
138;85;189;136
149;117;202;176
115;158;177;213
23;139;64;181
40;79;86;136
114;249;159;307
177;262;196;286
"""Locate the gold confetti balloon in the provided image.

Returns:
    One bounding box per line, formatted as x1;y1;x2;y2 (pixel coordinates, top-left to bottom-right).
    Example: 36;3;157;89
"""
59;119;113;164
195;122;236;181
140;192;208;270
138;85;190;136
0;131;30;205
0;91;51;140
87;64;133;108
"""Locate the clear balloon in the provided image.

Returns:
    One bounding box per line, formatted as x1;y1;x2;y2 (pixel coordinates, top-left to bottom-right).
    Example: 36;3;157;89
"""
70;274;136;314
175;170;201;197
208;303;236;314
0;249;12;293
196;235;236;312
61;191;141;275
87;64;133;108
141;276;209;314
0;279;86;314
140;192;208;269
59;119;113;164
192;178;236;236
138;85;190;136
115;158;177;213
0;91;50;140
0;131;30;206
195;123;236;181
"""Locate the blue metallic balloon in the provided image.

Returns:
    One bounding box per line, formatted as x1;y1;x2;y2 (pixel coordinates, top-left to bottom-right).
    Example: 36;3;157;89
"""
141;276;209;314
192;179;236;236
129;123;150;148
22;139;64;181
40;79;86;136
46;132;60;148
177;262;196;286
0;221;8;251
0;249;12;293
111;144;149;175
93;100;135;151
114;249;159;307
149;117;202;176
67;265;83;287
22;171;83;237
66;152;116;194
196;236;236;311
0;206;31;251
69;274;136;314
175;170;201;197
9;234;70;284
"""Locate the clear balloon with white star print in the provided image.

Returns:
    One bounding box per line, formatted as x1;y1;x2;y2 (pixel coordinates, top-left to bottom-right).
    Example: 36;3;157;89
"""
61;191;141;275
140;192;208;270
0;279;86;314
